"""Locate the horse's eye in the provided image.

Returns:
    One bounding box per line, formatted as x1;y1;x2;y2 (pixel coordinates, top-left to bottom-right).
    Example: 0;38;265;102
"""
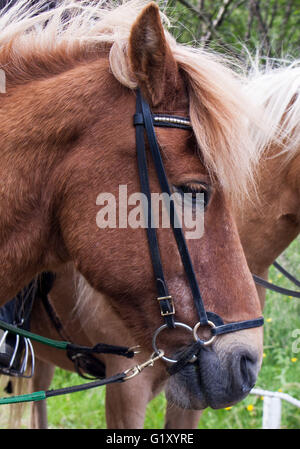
174;182;211;210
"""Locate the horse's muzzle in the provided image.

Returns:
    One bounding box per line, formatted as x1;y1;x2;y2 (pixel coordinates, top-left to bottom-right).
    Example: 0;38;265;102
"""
165;343;261;410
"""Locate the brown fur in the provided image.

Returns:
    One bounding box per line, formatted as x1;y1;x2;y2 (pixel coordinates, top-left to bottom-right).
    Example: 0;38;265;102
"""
0;2;263;427
129;4;180;107
0;3;262;346
235;150;300;307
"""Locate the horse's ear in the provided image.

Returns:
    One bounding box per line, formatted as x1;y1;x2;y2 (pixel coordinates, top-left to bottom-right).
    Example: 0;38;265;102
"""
129;2;178;106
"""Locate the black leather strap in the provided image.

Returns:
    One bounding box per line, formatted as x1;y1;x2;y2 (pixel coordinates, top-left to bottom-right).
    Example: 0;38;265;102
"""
273;261;300;288
253;274;300;298
135;92;175;328
212;317;264;336
67;342;134;359
134;89;264;342
167;340;203;376
136;90;209;326
45;372;126;398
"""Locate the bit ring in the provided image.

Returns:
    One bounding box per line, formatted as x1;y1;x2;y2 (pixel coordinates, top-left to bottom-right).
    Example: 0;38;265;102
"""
152;322;194;364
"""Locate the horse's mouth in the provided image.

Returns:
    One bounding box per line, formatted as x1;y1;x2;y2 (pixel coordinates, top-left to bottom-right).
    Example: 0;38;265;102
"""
165;344;260;410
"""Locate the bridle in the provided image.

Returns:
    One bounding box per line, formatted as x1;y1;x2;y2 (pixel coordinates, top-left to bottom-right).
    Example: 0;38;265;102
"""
1;88;299;404
134;88;264;365
0;88;265;404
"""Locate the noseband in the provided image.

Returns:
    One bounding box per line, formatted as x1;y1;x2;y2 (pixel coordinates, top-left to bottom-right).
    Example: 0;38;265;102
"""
134;89;264;364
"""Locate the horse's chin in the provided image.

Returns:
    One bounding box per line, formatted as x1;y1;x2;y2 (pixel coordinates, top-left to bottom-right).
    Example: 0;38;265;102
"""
165;370;207;410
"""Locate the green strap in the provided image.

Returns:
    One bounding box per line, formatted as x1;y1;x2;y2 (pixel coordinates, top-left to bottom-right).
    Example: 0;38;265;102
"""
0;321;131;405
0;319;68;350
0;373;127;405
0;391;46;404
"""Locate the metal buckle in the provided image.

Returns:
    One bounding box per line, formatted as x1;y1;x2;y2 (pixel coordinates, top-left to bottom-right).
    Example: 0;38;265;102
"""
157;295;175;316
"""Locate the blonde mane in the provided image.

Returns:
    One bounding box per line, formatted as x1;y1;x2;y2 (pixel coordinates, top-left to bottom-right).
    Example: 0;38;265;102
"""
246;58;300;163
0;0;263;202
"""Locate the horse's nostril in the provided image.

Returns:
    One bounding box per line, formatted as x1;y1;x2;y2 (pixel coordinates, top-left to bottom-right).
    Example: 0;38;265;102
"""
239;353;258;393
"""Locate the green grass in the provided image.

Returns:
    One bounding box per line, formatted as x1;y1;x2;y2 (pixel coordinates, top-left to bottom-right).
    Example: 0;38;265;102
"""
2;239;300;429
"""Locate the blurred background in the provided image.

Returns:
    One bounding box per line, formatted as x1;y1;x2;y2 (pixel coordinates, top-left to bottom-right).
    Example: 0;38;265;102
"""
165;0;300;62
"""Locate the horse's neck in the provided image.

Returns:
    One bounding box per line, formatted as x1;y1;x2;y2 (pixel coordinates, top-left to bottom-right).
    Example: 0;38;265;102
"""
44;264;136;349
0;117;60;303
236;152;300;276
0;57;111;303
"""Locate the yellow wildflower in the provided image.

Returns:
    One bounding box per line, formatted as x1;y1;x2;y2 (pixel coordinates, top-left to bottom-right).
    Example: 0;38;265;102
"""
291;357;297;363
247;404;254;412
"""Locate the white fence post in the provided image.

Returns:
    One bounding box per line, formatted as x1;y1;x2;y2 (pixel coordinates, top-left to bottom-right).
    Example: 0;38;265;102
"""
262;396;282;429
250;388;300;429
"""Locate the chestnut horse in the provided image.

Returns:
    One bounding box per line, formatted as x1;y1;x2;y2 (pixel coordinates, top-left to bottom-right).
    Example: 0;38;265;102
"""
237;60;300;302
22;59;300;429
0;0;264;427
